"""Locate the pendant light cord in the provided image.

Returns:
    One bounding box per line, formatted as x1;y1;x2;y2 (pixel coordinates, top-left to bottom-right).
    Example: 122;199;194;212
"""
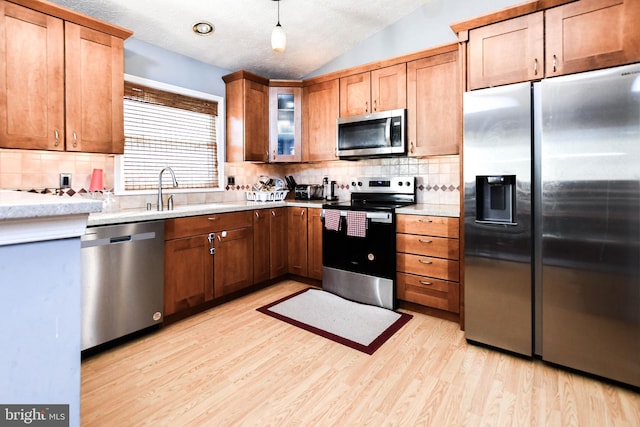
277;0;281;26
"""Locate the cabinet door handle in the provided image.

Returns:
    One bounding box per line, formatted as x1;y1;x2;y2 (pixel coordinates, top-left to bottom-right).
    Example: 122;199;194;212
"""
533;58;538;75
418;219;432;223
271;210;276;216
54;129;60;146
208;232;216;255
419;280;433;286
365;101;368;113
553;55;558;73
419;239;433;244
410;141;415;154
73;131;78;148
255;211;259;218
373;99;377;111
418;259;433;265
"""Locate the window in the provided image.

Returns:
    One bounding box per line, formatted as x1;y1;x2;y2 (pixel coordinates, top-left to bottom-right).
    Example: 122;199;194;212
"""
117;76;223;194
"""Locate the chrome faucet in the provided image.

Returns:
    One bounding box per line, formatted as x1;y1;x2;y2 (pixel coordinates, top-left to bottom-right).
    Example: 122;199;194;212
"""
157;167;178;211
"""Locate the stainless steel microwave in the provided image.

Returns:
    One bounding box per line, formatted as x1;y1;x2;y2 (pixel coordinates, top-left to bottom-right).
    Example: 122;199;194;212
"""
336;109;406;159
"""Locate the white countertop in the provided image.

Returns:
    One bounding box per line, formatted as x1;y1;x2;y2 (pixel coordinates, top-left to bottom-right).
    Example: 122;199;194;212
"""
397;203;460;218
87;199;459;227
0;190;103;220
0;190;103;246
87;199;328;227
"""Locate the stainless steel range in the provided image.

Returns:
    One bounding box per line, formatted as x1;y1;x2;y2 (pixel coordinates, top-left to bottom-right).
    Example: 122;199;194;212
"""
322;176;416;310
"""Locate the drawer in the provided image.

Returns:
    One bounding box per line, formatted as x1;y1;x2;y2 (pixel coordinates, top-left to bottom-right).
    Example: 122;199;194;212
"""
396;233;459;259
166;211;253;240
397;253;459;281
396;215;459;238
397;272;459;313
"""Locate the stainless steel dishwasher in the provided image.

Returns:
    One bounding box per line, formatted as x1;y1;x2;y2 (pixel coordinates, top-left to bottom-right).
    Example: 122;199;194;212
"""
81;220;165;351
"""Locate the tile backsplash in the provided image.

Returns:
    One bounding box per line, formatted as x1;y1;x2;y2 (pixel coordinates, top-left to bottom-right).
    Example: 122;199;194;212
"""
225;156;460;206
0;149;115;192
0;148;460;209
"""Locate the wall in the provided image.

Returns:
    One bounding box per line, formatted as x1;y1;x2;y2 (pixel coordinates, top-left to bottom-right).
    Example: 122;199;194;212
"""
305;0;525;78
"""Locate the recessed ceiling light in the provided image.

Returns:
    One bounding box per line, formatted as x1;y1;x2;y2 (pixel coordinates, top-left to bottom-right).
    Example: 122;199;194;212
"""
192;21;215;36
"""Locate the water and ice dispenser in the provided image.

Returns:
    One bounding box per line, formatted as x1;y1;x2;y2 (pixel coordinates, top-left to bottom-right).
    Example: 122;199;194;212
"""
475;175;516;224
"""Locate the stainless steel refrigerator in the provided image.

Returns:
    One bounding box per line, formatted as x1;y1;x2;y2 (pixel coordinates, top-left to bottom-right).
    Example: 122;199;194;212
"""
463;63;640;388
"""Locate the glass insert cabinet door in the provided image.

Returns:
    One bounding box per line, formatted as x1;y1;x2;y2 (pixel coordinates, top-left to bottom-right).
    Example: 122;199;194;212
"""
269;85;302;162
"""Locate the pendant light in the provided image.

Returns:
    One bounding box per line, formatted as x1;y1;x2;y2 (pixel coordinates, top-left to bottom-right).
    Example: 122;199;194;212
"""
271;0;286;53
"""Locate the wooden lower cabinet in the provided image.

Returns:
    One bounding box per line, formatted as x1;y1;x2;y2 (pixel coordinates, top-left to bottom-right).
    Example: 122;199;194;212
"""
214;226;253;297
270;208;288;278
164;233;214;316
253;208;287;283
164;211;253;317
396;214;460;315
286;207;322;279
307;208;323;280
287;207;308;276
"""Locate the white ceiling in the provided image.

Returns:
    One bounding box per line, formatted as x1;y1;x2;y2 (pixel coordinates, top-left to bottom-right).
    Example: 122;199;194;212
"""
47;0;434;80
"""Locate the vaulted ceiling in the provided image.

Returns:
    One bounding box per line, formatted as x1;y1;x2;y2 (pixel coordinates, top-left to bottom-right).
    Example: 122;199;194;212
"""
47;0;437;79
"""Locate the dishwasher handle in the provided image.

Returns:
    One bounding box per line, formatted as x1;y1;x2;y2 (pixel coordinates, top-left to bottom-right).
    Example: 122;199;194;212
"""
81;231;157;248
110;235;132;244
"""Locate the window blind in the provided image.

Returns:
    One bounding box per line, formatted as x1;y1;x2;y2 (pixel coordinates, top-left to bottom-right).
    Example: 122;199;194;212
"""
123;82;219;191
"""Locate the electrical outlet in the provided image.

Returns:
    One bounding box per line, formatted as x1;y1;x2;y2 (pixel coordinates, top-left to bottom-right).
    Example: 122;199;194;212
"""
60;173;72;189
227;176;235;185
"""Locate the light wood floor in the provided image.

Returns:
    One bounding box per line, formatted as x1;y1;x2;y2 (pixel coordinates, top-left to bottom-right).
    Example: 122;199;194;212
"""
81;280;640;426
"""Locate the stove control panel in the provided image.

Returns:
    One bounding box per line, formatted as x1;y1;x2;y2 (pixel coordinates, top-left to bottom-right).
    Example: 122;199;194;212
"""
350;176;415;194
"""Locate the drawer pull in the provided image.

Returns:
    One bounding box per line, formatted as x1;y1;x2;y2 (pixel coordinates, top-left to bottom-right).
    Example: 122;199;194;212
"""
418;219;432;223
419;280;433;286
208;217;218;221
419;239;432;244
418;259;433;265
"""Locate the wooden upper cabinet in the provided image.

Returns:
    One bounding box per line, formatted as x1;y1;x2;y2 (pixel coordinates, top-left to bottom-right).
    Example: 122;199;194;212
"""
1;2;64;150
303;79;339;162
339;72;370;117
339;63;406;117
269;84;302;162
371;64;407;114
65;23;124;153
0;0;130;153
407;48;461;157
223;71;269;162
545;0;640;77
468;12;544;90
464;0;640;90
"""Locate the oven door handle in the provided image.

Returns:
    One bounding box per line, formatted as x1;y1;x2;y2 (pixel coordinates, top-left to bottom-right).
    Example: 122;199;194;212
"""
385;117;392;145
322;209;392;224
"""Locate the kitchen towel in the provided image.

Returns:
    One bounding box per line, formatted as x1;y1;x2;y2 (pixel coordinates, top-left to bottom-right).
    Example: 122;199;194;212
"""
347;211;367;237
324;209;341;231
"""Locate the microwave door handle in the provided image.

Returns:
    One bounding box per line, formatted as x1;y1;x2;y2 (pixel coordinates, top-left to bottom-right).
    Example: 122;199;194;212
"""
385;118;392;144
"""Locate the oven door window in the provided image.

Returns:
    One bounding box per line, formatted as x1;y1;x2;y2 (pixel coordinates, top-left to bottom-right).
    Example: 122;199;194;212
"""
322;212;396;279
